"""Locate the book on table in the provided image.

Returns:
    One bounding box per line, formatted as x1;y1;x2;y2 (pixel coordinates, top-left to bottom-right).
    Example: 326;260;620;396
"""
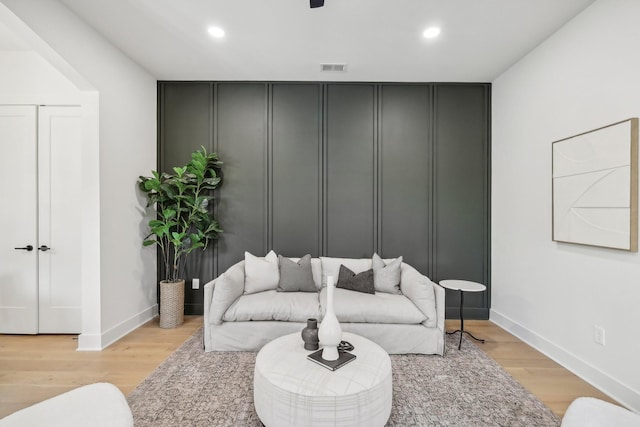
307;349;356;371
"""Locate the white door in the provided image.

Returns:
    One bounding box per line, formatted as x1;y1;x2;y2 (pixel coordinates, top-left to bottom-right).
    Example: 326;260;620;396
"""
0;105;82;334
0;106;38;334
37;106;82;333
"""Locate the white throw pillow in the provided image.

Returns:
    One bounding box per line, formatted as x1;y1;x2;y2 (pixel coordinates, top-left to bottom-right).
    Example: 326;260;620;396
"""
244;250;279;294
372;253;403;294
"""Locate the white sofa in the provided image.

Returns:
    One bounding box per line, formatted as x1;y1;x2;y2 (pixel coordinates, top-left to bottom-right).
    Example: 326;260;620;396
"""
0;383;133;427
561;397;640;427
204;255;445;355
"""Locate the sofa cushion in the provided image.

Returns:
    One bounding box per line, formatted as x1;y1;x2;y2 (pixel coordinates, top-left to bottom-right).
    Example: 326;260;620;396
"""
372;253;402;294
244;250;279;294
320;257;372;287
223;290;322;322
320;288;427;324
277;254;317;292
336;265;375;294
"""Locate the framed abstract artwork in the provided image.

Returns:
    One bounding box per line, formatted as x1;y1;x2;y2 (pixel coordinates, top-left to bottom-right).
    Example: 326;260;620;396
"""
552;118;638;251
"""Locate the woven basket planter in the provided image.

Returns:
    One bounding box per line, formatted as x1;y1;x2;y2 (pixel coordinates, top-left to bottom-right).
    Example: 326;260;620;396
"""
159;280;185;329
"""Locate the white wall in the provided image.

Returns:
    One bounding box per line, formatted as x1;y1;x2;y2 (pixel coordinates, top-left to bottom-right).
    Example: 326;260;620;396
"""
0;51;80;104
492;0;640;412
0;0;158;349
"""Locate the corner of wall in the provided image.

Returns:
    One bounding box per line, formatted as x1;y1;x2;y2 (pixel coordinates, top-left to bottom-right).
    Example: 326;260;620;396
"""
77;304;158;351
490;309;640;413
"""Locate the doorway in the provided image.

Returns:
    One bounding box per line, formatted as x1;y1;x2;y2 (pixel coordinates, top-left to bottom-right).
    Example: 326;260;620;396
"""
0;105;82;334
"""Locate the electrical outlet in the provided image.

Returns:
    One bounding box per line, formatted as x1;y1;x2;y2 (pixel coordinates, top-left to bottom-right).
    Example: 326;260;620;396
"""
192;278;200;290
594;325;606;346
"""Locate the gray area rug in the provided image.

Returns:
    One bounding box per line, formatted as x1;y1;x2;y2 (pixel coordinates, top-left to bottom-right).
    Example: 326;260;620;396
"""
127;328;560;426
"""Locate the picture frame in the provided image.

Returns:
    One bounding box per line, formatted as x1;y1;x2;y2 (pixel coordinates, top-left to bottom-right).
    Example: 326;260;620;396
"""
552;118;638;251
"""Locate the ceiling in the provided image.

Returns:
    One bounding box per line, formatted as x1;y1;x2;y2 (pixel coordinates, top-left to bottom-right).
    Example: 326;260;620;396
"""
15;0;597;82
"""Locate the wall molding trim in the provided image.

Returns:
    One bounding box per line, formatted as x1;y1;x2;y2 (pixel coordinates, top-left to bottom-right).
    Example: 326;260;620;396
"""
490;309;640;412
446;307;489;320
185;303;203;316
77;304;158;351
159;82;491;318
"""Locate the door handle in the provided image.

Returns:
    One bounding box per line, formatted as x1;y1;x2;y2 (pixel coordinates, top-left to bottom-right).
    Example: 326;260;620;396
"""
39;245;51;252
15;245;34;251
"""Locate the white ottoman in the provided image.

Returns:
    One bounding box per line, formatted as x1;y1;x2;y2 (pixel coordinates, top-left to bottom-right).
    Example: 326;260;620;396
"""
0;383;133;427
254;332;392;427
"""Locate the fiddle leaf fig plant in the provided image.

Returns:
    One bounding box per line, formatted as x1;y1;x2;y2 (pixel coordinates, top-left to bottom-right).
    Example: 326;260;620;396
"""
139;147;223;283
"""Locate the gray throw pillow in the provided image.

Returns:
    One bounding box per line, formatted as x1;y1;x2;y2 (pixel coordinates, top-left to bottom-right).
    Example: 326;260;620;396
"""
277;254;317;292
372;253;403;294
336;265;375;294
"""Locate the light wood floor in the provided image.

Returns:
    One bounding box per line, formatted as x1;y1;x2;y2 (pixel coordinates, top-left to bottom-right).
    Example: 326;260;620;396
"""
457;319;616;417
0;316;616;419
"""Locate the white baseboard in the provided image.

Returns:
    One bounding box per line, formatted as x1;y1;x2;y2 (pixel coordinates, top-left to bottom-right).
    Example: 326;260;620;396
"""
490;309;640;413
77;304;158;351
77;333;102;351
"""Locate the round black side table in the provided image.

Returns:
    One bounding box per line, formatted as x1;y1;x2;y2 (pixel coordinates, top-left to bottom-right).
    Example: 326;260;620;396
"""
439;279;486;350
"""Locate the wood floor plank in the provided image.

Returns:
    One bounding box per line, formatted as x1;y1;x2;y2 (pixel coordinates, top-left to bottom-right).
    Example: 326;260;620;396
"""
0;315;201;418
453;320;618;413
0;316;621;419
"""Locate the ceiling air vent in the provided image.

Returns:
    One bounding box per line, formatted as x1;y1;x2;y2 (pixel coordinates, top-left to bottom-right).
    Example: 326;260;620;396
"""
321;63;347;72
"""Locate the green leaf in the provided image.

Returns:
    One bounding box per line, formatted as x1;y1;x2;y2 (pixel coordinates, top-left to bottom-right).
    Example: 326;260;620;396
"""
203;177;221;187
173;166;187;177
151;224;170;237
162;208;176;220
143;179;157;192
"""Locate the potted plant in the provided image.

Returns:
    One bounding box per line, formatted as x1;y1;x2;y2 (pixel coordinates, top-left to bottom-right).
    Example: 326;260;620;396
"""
138;147;223;328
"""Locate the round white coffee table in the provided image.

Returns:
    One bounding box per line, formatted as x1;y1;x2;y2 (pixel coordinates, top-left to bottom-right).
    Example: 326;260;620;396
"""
253;332;392;427
439;279;487;350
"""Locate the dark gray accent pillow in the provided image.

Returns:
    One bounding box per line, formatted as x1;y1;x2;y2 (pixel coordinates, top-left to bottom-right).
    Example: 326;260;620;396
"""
277;254;317;292
336;265;375;294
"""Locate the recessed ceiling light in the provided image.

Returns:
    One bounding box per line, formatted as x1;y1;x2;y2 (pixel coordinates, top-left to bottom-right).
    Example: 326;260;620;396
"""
208;26;225;38
423;27;441;39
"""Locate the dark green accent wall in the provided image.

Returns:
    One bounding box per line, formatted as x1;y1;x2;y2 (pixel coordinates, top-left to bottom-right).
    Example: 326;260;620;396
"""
325;84;376;257
215;84;268;275
271;84;322;257
158;82;491;318
379;85;432;274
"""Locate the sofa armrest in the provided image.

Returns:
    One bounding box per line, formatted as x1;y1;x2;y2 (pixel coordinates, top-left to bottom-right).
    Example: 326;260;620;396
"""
204;260;245;326
433;283;445;332
400;264;438;328
203;279;215;326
